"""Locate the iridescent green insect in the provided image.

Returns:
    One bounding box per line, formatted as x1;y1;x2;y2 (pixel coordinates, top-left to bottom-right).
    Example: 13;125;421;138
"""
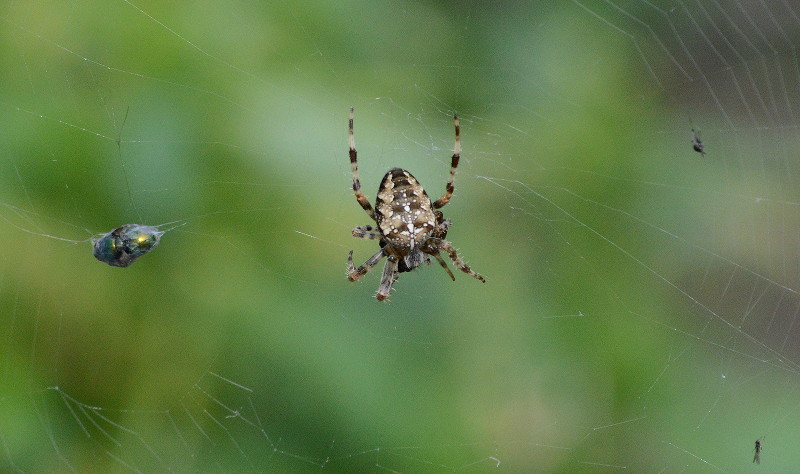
92;224;165;267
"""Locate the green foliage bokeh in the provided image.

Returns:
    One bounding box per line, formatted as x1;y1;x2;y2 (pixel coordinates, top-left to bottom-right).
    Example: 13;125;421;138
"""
1;1;797;472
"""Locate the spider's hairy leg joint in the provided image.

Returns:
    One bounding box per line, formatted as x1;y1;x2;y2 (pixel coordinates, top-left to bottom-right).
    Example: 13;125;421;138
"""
352;225;381;240
438;240;486;283
375;256;399;301
347;250;360;282
348;248;385;283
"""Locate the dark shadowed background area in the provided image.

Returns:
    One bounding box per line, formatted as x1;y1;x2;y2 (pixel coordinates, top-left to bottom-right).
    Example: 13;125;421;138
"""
1;1;799;471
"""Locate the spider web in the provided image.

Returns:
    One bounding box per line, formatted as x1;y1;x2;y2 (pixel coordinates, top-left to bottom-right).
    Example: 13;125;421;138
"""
1;0;800;471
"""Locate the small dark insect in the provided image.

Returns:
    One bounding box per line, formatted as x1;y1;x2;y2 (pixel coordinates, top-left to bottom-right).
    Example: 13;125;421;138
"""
691;128;705;156
346;107;485;301
93;224;164;267
753;438;762;464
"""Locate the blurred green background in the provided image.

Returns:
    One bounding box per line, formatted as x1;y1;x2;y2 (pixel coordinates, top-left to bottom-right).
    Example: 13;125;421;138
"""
2;1;800;471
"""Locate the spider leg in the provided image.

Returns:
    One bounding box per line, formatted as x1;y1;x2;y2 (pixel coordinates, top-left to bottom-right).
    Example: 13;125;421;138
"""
349;107;376;220
352;225;382;240
431;250;456;281
434;239;485;283
347;248;385;282
433;114;460;209
433;217;451;239
376;255;399;301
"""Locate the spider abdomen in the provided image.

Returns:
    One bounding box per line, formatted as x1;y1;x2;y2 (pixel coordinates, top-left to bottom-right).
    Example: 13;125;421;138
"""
375;168;437;248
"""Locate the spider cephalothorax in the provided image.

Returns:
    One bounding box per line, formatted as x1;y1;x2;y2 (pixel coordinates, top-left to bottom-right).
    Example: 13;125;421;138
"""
346;108;485;301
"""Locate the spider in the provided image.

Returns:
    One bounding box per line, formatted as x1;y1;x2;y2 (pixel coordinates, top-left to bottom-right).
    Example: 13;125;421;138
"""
346;107;485;301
